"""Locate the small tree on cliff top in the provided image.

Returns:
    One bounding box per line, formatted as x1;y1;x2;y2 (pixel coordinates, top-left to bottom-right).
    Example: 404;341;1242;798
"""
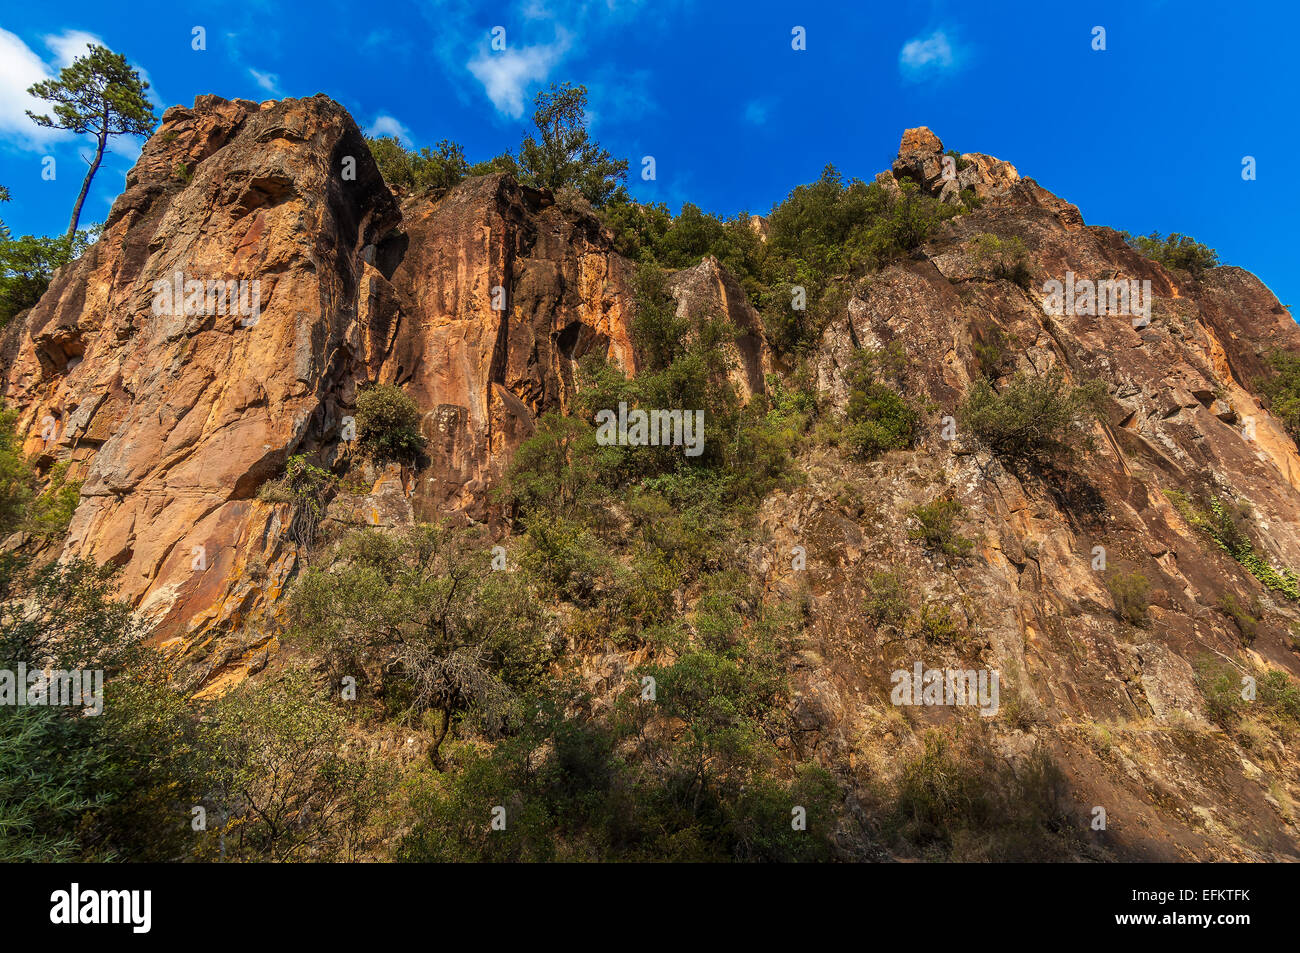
26;43;157;243
518;83;628;208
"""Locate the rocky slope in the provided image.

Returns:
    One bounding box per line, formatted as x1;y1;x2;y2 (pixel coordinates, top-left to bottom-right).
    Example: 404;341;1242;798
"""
3;96;1299;859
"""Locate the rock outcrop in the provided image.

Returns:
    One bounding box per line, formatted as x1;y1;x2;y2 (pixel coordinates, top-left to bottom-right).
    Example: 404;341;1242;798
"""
786;127;1300;859
0;96;649;659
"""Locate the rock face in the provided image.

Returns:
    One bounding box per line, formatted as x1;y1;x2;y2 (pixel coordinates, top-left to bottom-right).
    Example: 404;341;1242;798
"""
0;96;652;658
789;127;1300;859
3;107;1300;859
666;255;771;400
2;95;400;648
346;175;638;520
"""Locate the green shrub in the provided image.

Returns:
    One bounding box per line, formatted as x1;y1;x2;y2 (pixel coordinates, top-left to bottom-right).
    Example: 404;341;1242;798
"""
24;460;80;539
1257;349;1300;443
958;369;1107;470
1196;659;1300;730
0;405;32;535
908;497;974;559
864;570;910;628
1217;592;1260;645
355;383;426;464
1165;490;1299;600
1106;571;1151;626
914;602;962;644
367;136;470;193
258;454;336;548
970;233;1032;289
885;731;1080;860
606;164;964;356
1120;231;1219;276
839;346;921;461
0;219;99;326
972;324;1013;380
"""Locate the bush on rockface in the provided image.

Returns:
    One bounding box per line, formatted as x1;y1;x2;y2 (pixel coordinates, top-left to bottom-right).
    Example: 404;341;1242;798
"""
1106;570;1151;626
970;233;1032;289
836;344;922;461
1258;349;1300;443
958;369;1107;470
1164;489;1300;600
908;497;974;559
355;383;426;464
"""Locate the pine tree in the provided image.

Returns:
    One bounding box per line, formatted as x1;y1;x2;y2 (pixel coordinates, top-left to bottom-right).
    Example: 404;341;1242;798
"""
26;44;157;243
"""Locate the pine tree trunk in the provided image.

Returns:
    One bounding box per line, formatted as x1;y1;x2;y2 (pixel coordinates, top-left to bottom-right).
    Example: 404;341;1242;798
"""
65;131;107;245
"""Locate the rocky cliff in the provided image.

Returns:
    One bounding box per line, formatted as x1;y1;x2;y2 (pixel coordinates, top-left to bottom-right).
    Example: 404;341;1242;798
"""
4;97;1299;859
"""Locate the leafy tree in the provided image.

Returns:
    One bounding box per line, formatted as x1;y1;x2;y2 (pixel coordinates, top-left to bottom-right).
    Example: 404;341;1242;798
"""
0;558;146;673
26;43;157;242
0;188;101;325
412;140;470;191
467;151;520;177
0;706;102;860
366;135;417;188
508;413;616;519
518;83;628;207
200;668;395;861
0;558;148;861
367;136;473;193
286;524;551;766
367;136;471;193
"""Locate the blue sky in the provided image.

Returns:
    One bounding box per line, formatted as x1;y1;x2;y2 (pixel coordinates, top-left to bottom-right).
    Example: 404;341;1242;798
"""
1;0;1295;307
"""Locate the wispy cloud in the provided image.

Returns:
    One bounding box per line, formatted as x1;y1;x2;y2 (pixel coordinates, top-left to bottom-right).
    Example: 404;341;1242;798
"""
743;100;770;126
419;0;670;121
44;29;103;67
898;29;964;81
467;29;572;119
43;29;163;107
248;68;281;95
364;114;412;141
585;67;656;129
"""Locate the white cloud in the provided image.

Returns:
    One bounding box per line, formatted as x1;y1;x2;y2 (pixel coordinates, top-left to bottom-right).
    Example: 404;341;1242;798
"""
0;29;71;149
249;68;281;95
743;100;769;125
44;29;104;67
898;29;960;80
42;30;163;108
364;115;412;141
466;29;571;118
